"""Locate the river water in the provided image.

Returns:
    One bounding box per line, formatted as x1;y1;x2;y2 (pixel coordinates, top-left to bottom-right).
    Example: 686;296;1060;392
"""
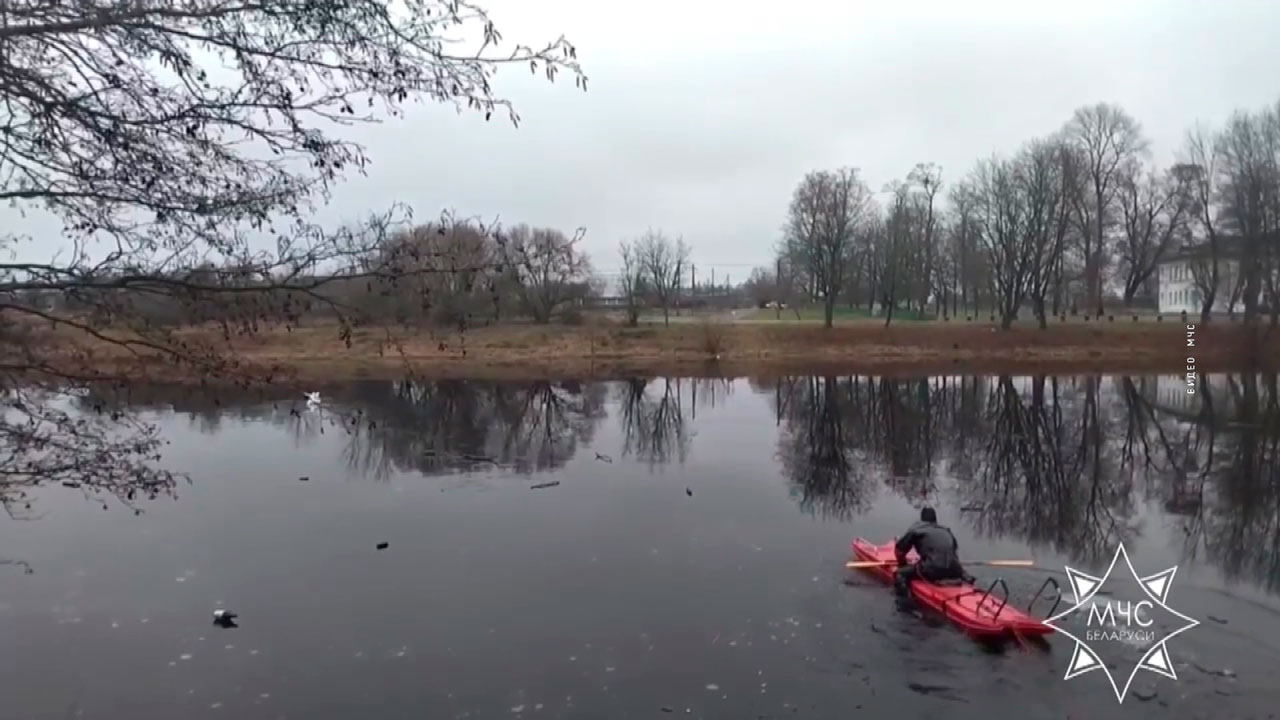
2;374;1278;719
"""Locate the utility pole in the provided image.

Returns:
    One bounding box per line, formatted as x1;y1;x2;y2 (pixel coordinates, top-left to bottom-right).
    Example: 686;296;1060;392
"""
775;257;782;319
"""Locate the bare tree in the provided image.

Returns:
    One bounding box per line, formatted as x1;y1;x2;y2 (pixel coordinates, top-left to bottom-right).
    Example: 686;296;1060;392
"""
369;217;500;326
1064;103;1149;315
784;168;873;327
0;0;585;505
1181;127;1226;323
1116;165;1194;305
500;225;592;323
617;239;647;327
636;230;689;326
1216;106;1278;325
967;155;1033;329
907;164;943;316
1020;138;1073;328
945;183;986;317
742;266;777;308
878;181;912;324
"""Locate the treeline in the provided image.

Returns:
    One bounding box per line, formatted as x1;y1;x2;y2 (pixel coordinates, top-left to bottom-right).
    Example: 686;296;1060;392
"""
750;99;1280;328
346;220;597;326
28;99;1280;334
40;218;600;329
37;219;721;331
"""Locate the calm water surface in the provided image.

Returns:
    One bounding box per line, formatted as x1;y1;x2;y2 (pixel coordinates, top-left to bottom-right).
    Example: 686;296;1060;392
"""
2;374;1279;720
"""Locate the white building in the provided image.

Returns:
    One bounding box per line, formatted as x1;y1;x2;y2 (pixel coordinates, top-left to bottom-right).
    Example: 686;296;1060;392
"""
1155;240;1244;315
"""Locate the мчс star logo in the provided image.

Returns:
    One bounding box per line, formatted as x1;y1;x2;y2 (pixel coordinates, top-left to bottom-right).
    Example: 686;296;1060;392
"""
1042;542;1200;704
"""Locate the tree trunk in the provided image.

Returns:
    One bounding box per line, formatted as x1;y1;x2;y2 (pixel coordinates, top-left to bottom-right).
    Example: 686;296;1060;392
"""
823;295;835;328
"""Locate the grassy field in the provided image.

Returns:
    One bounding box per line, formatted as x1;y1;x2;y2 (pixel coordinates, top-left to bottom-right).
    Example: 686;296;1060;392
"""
734;305;1209;326
16;314;1268;384
737;306;932;323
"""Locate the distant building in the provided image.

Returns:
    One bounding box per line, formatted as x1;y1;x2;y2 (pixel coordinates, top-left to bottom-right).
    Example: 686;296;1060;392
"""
1155;238;1250;315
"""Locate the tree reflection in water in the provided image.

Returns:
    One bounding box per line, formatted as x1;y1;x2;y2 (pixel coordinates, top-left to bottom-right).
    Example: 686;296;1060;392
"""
768;373;1280;592
55;372;1280;595
337;380;607;479
967;376;1136;563
617;378;691;469
773;376;875;520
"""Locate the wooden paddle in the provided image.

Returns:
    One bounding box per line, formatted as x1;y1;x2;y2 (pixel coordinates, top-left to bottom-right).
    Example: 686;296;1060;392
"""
845;559;1035;569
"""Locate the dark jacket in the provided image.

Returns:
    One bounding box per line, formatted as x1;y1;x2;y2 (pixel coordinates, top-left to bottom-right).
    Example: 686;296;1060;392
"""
895;521;962;575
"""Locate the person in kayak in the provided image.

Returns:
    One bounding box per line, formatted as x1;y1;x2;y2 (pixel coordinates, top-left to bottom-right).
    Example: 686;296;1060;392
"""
893;507;975;597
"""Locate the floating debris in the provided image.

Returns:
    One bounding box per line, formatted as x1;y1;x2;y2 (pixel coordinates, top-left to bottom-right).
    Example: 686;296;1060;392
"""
686;488;693;497
179;654;193;661
1192;661;1236;678
298;476;310;482
595;452;613;463
61;481;82;488
530;481;561;490
510;705;525;713
213;609;238;629
1208;615;1228;625
1132;689;1158;702
705;684;719;691
907;682;956;696
376;542;389;550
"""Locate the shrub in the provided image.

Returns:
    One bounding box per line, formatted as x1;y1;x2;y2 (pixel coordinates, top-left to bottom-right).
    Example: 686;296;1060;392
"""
700;320;727;357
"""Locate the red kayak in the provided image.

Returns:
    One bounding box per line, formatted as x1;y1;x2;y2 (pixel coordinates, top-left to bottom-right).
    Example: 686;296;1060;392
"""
851;538;1058;640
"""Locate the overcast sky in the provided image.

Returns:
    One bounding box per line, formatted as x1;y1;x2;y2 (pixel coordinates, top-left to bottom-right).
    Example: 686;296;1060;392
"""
9;0;1280;286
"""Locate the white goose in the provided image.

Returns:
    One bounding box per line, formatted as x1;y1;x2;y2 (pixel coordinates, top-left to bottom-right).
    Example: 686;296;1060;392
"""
304;391;322;408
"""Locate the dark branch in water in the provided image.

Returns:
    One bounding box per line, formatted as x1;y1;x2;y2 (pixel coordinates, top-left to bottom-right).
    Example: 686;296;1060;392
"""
1;558;34;575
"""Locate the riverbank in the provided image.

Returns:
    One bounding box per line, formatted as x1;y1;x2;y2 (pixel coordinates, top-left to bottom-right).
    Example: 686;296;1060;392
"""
21;319;1272;383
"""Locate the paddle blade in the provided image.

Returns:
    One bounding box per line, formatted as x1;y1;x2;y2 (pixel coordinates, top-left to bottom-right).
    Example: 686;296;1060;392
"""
844;559;1035;569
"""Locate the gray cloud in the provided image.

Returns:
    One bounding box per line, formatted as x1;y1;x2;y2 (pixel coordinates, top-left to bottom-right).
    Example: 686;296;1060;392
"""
8;0;1280;284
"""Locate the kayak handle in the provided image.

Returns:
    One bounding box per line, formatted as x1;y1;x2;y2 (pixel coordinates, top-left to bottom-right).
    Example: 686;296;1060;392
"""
980;577;1010;620
1029;577;1063;618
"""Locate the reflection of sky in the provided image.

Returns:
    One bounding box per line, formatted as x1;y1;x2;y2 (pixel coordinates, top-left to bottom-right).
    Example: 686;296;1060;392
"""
17;374;1280;607
5;374;1280;720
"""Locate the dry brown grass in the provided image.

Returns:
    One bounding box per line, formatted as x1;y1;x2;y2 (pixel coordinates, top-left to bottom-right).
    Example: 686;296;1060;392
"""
12;317;1271;384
